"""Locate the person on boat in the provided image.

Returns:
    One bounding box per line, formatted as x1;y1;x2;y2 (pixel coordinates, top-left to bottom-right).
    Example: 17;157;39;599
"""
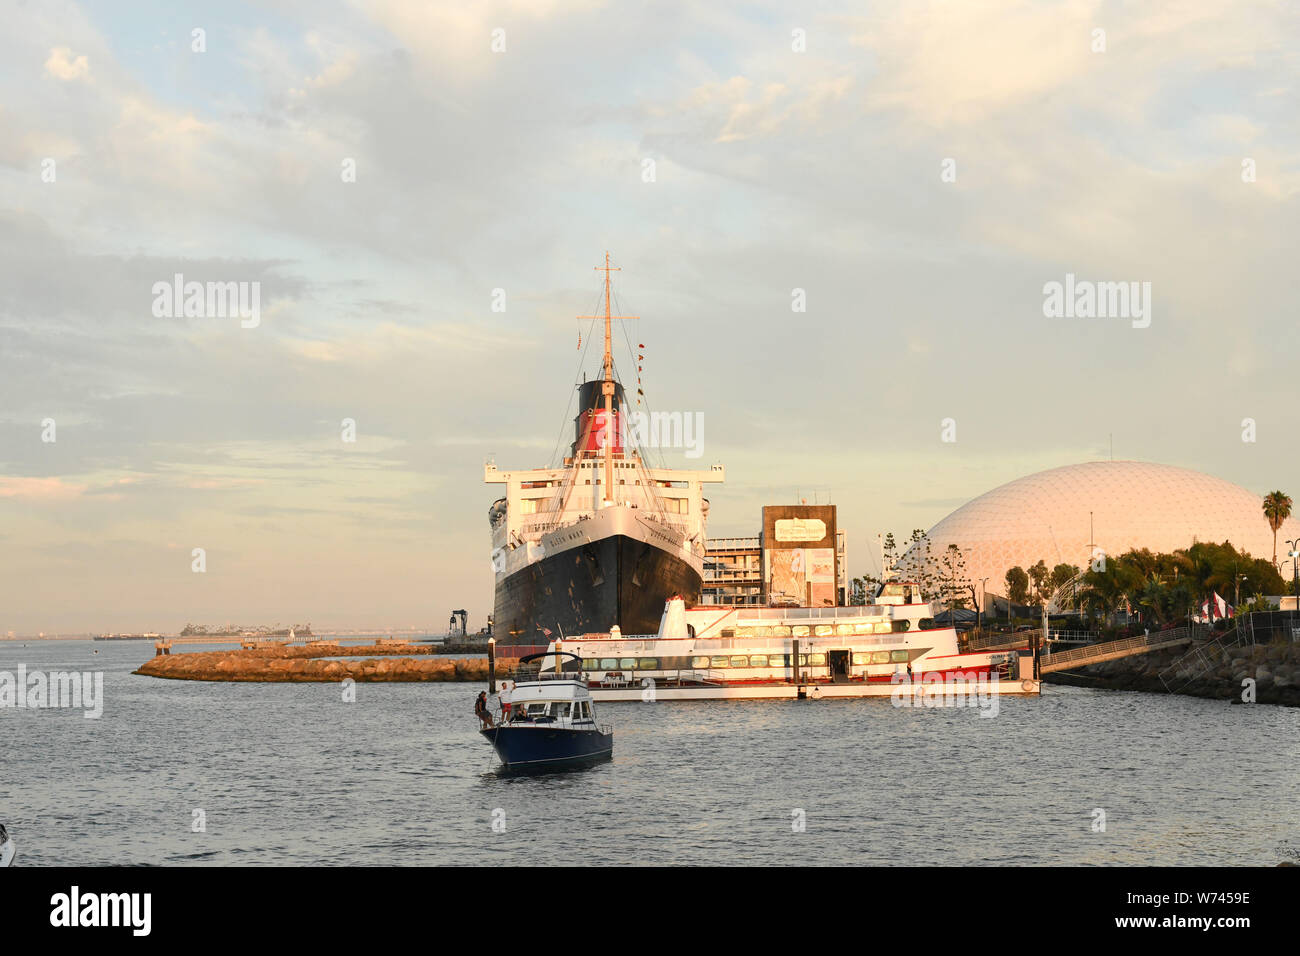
499;680;512;719
475;692;494;729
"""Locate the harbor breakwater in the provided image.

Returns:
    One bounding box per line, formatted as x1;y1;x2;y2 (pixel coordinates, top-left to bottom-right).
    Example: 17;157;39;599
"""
134;644;513;683
1047;640;1300;707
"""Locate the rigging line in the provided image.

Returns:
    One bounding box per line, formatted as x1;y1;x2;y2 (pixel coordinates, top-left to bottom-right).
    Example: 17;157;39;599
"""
545;285;604;469
611;286;670;472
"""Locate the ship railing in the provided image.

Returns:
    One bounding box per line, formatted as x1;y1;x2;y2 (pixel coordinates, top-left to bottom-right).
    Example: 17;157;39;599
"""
591;669;725;687
513;668;587;684
735;605;909;622
670;669;725;686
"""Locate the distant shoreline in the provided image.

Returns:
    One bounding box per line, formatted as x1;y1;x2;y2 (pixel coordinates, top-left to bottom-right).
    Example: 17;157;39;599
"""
0;631;447;642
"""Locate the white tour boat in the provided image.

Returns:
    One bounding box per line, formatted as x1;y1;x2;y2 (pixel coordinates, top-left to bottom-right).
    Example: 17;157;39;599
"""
534;583;1041;701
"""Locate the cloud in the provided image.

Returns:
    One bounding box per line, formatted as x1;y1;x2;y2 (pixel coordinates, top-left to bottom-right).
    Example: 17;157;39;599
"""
44;46;90;81
0;477;88;499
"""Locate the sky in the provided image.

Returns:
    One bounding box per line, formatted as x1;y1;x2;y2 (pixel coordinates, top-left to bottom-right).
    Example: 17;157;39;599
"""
1;0;1297;634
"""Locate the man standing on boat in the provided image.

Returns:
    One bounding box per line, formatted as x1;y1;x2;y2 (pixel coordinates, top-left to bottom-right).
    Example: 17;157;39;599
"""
499;680;512;720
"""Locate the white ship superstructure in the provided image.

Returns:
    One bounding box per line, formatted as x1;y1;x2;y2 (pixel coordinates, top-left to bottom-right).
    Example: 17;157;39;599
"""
539;585;1042;701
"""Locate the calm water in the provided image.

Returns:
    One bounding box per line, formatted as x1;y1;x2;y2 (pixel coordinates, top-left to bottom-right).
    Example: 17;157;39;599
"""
3;640;1297;866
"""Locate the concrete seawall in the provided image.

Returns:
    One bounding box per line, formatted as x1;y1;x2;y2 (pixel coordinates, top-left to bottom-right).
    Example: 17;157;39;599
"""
1046;640;1300;707
134;644;512;683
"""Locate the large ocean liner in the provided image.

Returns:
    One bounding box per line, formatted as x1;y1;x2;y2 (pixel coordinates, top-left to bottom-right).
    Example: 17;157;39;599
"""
485;255;724;650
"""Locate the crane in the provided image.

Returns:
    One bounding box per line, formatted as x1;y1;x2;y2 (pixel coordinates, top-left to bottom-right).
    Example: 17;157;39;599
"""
449;609;468;638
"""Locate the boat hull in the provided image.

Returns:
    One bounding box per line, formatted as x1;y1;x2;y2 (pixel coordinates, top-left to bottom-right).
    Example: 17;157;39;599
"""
481;725;614;771
493;530;701;647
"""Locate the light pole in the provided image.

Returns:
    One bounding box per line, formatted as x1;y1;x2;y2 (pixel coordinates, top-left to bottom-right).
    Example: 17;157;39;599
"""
978;577;990;633
1287;538;1300;613
1234;574;1248;609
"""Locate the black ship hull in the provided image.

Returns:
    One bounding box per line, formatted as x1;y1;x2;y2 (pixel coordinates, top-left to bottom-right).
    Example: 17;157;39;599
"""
493;533;701;648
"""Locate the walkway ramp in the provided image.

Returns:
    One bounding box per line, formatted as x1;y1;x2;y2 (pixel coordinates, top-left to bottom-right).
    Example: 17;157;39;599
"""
1040;628;1198;674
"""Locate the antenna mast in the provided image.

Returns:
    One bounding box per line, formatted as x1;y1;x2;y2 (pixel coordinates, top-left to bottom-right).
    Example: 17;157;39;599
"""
578;253;637;507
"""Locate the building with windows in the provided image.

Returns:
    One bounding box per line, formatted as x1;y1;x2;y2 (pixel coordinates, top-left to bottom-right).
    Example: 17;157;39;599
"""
704;504;847;607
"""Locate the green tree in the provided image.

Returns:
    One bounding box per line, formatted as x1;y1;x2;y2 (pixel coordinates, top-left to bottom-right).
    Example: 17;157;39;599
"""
937;543;969;612
1004;566;1029;605
1050;563;1080;590
1263;491;1292;568
1239;592;1273;615
1028;560;1050;606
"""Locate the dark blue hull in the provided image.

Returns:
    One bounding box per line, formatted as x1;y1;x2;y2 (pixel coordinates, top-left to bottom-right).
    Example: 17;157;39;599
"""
481;725;614;772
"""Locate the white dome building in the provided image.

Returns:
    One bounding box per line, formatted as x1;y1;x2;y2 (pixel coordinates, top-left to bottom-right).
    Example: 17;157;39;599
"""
903;461;1299;598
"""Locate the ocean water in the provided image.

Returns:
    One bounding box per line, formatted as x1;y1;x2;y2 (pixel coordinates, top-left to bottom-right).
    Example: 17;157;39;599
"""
2;640;1297;866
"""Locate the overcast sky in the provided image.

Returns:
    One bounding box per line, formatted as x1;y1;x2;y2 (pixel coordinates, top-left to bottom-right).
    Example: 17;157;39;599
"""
2;0;1297;634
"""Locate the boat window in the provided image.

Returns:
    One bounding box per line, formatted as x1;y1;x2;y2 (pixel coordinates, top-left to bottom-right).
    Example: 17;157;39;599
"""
639;658;658;670
692;656;710;668
710;656;730;668
729;656;749;668
526;702;549;715
619;658;636;669
548;702;570;719
600;659;619;669
771;625;791;637
891;650;910;663
798;654;808;665
873;622;893;634
813;625;832;637
735;627;753;638
720;628;735;638
852;653;870;665
754;626;773;638
792;625;810;637
749;655;770;667
582;658;599;669
871;651;891;664
836;624;854;636
808;653;826;665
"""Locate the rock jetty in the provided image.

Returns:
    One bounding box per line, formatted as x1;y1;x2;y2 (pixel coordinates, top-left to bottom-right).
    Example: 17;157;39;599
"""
1047;640;1300;707
134;643;515;683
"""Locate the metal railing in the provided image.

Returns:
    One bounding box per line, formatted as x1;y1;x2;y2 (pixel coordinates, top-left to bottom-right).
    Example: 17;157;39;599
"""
964;629;1039;651
1154;613;1297;692
735;605;915;622
1042;629;1195;669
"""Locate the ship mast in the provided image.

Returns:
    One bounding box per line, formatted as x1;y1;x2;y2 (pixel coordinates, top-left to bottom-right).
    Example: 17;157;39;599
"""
580;253;636;508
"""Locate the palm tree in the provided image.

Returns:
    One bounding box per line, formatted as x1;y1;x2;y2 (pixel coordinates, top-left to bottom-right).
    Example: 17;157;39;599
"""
1263;491;1293;568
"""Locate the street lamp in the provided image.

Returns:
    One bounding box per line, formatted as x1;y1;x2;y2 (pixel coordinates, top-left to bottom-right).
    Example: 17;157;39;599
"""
1287;538;1300;613
1235;574;1248;608
978;577;990;633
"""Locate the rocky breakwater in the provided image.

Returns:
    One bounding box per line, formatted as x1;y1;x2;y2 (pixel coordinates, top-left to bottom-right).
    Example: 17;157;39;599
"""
134;643;515;683
1047;640;1300;706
